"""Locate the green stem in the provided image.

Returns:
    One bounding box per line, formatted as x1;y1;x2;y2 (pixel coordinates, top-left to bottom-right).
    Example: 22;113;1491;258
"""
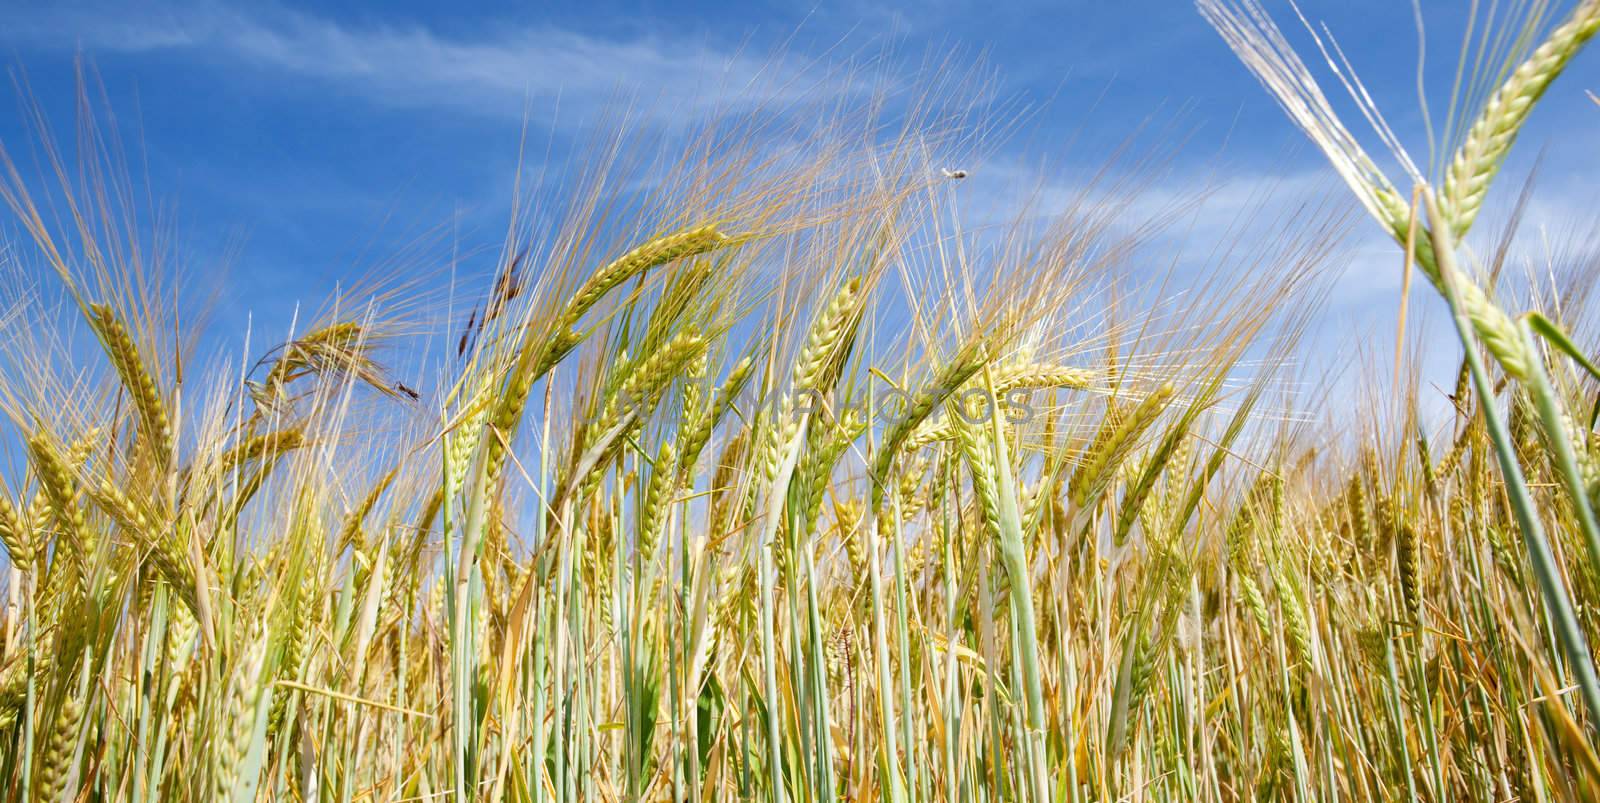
889;499;920;803
865;504;909;803
1517;318;1600;732
756;421;808;803
987;399;1049;803
1427;193;1600;732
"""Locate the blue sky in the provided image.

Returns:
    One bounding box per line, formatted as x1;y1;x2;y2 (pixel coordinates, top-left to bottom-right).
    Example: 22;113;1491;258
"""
1;0;1598;417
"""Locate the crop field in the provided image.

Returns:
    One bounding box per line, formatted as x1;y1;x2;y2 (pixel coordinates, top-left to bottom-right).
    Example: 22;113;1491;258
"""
1;1;1599;801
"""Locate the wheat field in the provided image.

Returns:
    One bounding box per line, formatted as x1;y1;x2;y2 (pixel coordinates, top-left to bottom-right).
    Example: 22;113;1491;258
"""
1;1;1600;801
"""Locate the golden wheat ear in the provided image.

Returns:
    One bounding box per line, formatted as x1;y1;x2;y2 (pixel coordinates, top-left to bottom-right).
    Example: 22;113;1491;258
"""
562;225;730;328
87;303;173;467
0;491;31;567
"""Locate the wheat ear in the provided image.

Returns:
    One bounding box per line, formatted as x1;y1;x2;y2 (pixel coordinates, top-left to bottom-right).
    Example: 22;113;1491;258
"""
1068;383;1175;510
28;432;89;590
791;276;865;396
0;492;30;566
213;625;270;801
562;225;728;327
483;228;725;488
1442;0;1600;237
88;303;174;465
32;693;84;802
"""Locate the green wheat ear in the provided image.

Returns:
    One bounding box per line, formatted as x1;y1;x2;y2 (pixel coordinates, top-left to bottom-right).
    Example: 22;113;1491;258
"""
1067;382;1174;510
791;275;865;396
483;226;732;489
1442;0;1600;237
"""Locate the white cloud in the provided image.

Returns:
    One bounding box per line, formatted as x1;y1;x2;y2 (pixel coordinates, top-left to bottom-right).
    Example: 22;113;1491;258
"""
966;147;1600;307
5;2;850;122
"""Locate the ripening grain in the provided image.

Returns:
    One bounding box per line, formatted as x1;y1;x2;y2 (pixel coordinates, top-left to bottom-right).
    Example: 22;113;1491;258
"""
1;3;1599;802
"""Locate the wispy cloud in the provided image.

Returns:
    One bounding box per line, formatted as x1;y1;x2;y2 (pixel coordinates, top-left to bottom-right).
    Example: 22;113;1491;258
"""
5;2;846;121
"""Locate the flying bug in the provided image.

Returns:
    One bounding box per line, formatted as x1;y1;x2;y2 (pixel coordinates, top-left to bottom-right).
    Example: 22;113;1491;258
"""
942;168;968;179
457;304;478;357
455;247;528;359
484;247;528;325
395;382;421;401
